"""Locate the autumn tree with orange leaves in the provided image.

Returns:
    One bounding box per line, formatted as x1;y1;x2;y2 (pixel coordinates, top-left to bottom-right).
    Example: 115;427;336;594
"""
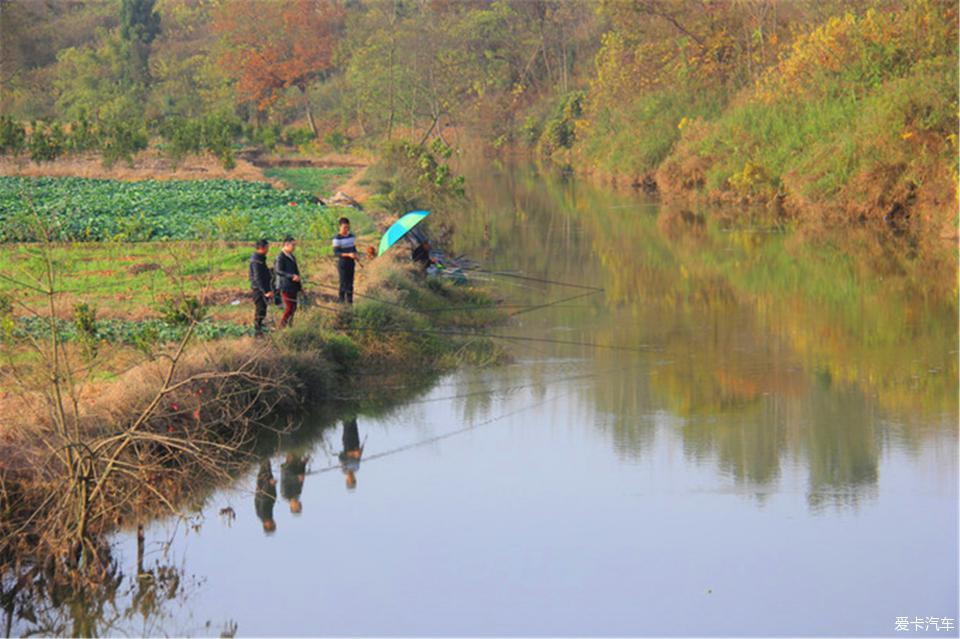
214;0;344;135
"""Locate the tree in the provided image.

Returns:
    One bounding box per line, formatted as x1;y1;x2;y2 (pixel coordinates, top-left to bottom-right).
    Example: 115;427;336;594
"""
214;0;345;135
54;34;149;165
120;0;162;79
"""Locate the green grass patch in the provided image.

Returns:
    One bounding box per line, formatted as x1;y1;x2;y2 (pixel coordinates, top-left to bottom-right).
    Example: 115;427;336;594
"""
263;166;355;198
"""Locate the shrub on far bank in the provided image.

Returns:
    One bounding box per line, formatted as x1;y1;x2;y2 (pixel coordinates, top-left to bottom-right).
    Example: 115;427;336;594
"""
655;1;957;236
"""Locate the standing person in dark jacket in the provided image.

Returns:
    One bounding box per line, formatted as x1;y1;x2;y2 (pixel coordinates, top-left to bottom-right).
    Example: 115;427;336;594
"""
338;417;363;490
332;217;358;304
254;459;277;534
280;452;308;514
274;236;302;328
249;239;273;337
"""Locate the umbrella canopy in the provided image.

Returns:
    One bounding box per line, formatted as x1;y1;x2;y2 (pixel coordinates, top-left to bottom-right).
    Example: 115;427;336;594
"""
377;210;430;256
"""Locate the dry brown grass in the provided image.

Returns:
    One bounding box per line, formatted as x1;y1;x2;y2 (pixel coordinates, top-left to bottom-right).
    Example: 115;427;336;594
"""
0;151;269;183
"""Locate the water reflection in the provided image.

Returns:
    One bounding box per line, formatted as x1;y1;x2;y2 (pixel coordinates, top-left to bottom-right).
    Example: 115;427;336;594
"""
338;418;364;490
254;460;277;534
280;452;308;514
9;163;956;636
451;162;958;508
4;528;223;638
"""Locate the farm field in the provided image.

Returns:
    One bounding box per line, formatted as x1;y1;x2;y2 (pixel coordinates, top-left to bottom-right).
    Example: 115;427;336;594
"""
0;172;369;242
0;167;375;377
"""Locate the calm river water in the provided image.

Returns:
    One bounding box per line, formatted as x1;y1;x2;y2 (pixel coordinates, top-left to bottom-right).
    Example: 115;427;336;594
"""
11;165;958;637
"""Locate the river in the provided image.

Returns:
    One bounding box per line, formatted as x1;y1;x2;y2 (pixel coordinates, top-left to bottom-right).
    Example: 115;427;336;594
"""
9;164;958;637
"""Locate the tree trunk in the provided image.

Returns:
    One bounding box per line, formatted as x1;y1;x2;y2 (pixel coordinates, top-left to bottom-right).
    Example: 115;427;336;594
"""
300;86;318;137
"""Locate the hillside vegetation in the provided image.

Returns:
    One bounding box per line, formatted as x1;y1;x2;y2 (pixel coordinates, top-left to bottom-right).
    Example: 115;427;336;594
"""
1;0;956;241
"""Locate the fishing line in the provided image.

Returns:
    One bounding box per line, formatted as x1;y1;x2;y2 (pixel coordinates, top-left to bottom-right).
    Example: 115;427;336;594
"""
507;290;599;318
331;325;656;355
420;303;597;314
466;269;605;292
304;384;580;477
326;359;648;404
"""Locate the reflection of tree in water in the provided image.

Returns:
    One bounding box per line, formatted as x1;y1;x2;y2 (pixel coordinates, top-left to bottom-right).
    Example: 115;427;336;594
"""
452;163;956;509
3;525;234;638
803;385;879;510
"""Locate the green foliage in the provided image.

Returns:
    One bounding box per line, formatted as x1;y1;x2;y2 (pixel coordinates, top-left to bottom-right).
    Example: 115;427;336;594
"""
263;166;354;198
73;302;99;361
119;0;161;47
323;130;349;152
12;316;249;346
97;109;149;167
320;332;361;369
282;126;315;148
537;90;586;156
67;112;99;152
581;84;726;176
0;293;14;342
0;116;27;156
279;325;360;371
156;295;206;326
671;3;959;205
249;124;281;151
369;139;465;215
28;122;66;163
0;176;347;242
158;111;241;168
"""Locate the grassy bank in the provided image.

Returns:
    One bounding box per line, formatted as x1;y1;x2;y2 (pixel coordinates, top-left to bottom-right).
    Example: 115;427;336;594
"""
0;251;506;581
526;2;958;244
656;6;958;236
0;142;498;588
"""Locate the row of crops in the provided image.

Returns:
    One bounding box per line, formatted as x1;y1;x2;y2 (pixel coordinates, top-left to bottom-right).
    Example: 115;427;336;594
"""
13;316;251;345
0;176;348;242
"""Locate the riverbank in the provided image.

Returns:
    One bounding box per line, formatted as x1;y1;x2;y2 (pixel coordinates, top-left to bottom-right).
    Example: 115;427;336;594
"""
523;2;958;246
0;248;506;583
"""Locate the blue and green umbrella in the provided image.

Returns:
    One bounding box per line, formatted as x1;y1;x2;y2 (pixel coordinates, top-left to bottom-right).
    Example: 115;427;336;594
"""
377;210;430;256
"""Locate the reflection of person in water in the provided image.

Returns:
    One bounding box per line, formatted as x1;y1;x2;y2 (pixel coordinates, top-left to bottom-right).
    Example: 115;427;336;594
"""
280;452;308;514
338;418;363;490
254;459;277;533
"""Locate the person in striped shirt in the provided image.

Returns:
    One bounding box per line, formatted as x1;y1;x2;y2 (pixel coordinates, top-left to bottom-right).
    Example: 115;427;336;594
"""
332;216;359;304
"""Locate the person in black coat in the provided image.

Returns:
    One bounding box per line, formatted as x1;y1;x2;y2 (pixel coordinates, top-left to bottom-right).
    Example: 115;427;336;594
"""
249;239;273;336
280;452;308;514
339;418;363;490
254;459;277;534
274;236;302;328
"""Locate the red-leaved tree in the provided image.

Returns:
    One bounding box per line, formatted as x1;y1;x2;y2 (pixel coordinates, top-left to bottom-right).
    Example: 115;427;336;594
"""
214;0;344;134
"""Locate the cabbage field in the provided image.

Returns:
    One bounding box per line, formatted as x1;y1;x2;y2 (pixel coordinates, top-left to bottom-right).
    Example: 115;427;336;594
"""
0;176;350;242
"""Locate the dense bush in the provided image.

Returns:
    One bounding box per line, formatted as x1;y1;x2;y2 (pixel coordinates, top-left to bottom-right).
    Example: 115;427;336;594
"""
0;117;27;156
158;111;242;169
661;0;958;211
368;139;465;215
537;90;585;156
28;122;67;163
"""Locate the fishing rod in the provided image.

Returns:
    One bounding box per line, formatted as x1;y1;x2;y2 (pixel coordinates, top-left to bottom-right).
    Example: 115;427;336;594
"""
303;274;601;317
300;299;654;355
330;324;655;355
304;384;580;477
420;303;597;314
326;360;649;404
465;268;605;293
507;290;599;318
